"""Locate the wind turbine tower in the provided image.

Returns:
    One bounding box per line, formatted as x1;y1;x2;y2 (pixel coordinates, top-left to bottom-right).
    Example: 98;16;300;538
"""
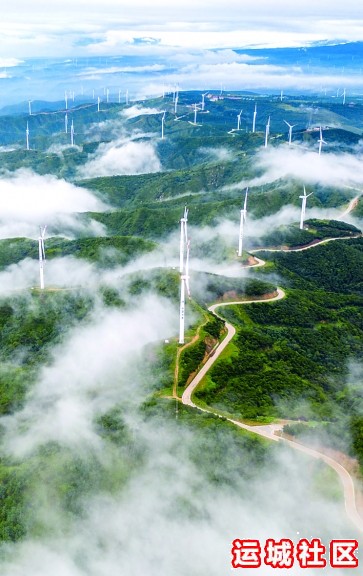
28;100;32;116
280;90;284;102
161;111;166;139
193;103;198;125
70;120;74;146
65;113;68;134
179;207;190;345
237;110;243;130
252;103;257;133
126;90;129;105
38;226;47;290
284;120;296;145
318;126;327;156
97;96;101;112
174;92;179;115
343;88;346;105
264;116;270;148
299;187;313;230
26;122;30;150
106;88;109;103
201;92;208;111
238;188;248;257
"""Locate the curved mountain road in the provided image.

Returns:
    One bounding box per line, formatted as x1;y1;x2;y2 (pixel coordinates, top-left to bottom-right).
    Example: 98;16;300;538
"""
180;242;363;533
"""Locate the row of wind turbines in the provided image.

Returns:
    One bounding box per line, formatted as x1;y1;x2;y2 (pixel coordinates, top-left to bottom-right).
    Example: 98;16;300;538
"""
178;184;313;343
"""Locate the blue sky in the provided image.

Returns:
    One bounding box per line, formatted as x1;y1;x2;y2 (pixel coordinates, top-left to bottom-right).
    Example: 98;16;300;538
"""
1;0;363;58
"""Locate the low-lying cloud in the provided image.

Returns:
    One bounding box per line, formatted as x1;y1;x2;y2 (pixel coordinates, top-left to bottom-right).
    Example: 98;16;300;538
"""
78;138;161;178
0;169;107;239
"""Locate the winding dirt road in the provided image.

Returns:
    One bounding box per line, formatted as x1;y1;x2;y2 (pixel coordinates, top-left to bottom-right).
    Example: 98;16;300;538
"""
180;243;363;533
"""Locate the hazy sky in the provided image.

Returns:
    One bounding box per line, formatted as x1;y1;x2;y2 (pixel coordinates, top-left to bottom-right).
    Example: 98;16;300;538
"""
1;0;363;57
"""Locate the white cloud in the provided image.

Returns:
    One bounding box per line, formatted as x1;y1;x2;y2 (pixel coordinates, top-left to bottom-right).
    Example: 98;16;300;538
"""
121;105;162;119
0;169;108;239
78;139;161;178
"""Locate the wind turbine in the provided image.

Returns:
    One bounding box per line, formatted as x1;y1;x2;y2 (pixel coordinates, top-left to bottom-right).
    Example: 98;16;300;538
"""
179;207;190;344
26;122;30;150
70;120;74;146
252;103;257;133
161;111;166;139
284;120;296;145
126;89;129;105
264;116;270;148
38;225;47;290
174;92;179;115
97;96;101;112
280;90;284;102
106;88;109;103
201;92;208;111
238;188;248;257
191;103;199;125
118;89;121;104
65;113;68;134
318;126;327;156
28;100;32;116
237;110;243;131
299;187;313;229
343;88;346;105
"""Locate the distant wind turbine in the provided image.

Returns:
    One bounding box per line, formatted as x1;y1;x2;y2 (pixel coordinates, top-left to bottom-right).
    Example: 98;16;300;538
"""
284;120;296;145
237;110;243;131
106;88;109;103
193;103;198;125
264;116;270;148
280;90;284;102
238;188;248;257
65;113;68;134
38;225;47;290
70;120;74;146
161;111;166;139
174;92;179;115
28;100;32;116
97;96;101;112
343;88;346;105
201;92;208;111
126;89;129;105
318;126;327;156
299;187;313;230
118;89;121;104
26;122;30;150
252;103;257;133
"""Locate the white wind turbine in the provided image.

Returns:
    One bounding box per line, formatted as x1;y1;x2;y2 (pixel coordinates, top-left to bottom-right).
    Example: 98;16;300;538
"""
26;122;30;150
38;225;47;290
174;92;179;115
201;92;208;111
161;111;166;139
65;113;68;134
192;103;199;125
118;89;121;104
318;126;327;156
28;100;33;116
284;120;296;145
70;120;75;146
343;88;346;105
280;90;284;102
179;207;190;344
237;110;243;131
238;188;248;257
126;89;129;105
252;103;257;133
299;187;313;230
106;88;109;103
264;116;270;148
97;96;101;112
